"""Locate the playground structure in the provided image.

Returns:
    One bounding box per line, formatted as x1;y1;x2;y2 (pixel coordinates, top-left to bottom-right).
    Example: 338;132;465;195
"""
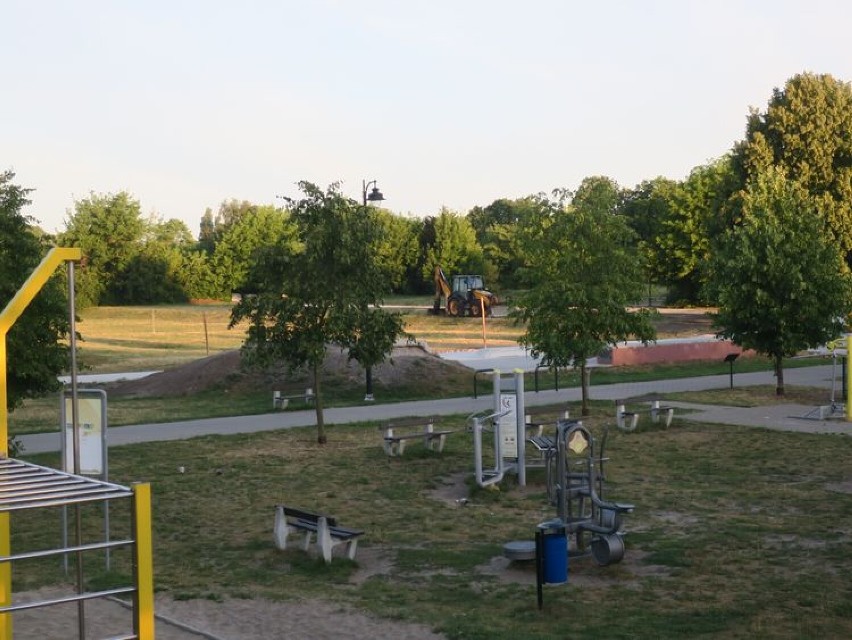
0;248;155;639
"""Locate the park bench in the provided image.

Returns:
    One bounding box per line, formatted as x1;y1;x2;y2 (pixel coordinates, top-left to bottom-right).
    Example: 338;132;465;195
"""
272;388;315;410
615;395;675;432
380;416;454;456
273;505;364;563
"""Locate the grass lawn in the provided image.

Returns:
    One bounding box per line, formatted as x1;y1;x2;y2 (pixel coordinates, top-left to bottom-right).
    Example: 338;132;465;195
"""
5;304;852;638
8;303;836;435
12;410;852;639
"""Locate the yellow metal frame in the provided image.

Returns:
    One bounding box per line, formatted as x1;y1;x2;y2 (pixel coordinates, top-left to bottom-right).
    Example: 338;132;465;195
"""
132;483;155;639
0;248;81;455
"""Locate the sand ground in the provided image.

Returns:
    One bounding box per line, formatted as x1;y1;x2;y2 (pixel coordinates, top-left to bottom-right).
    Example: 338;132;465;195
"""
13;587;448;639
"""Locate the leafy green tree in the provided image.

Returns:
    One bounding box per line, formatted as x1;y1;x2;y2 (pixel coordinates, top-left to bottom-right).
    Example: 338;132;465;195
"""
619;177;677;299
467;197;550;288
513;177;656;415
111;216;194;304
211;204;295;296
706;167;852;395
731;72;852;261
230;182;401;443
369;209;420;294
656;158;736;303
421;208;488;285
179;251;221;301
59;192;146;306
0;171;71;410
344;305;406;400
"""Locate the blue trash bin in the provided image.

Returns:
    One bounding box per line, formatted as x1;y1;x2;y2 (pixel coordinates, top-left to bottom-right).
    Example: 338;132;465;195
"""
537;519;568;584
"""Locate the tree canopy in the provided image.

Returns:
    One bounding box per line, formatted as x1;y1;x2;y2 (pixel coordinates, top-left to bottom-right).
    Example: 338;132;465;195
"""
731;72;852;260
513;177;656;415
0;171;71;411
706;167;852;395
230;182;404;443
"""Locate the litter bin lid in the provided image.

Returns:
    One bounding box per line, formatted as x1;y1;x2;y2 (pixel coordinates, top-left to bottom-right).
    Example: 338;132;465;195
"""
503;540;536;561
537;518;566;533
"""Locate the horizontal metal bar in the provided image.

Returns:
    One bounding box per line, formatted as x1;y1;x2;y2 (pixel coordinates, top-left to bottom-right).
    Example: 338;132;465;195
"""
0;586;136;613
0;538;134;563
0;485;128;505
0;458;130;492
0;479;88;497
0;490;133;512
0;474;74;489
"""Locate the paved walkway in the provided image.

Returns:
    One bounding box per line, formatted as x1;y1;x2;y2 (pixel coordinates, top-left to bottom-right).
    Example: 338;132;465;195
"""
21;364;851;454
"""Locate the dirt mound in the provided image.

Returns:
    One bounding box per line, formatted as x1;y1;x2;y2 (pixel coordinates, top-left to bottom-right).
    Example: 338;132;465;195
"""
108;345;472;398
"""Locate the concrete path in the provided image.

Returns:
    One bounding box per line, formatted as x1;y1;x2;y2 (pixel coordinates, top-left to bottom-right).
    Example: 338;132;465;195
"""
20;364;850;454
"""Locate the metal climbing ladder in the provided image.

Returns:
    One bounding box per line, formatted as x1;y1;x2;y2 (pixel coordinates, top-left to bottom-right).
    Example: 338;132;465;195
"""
0;459;154;639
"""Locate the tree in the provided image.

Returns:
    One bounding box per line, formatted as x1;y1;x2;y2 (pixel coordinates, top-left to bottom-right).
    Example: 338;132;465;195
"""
211;204;295;297
619;177;678;300
731;72;852;261
625;159;735;304
467;197;550;288
111;216;193;304
512;178;656;415
230;182;402;443
59;192;146;306
371;209;420;293
705;167;852;395
344;306;406;401
0;171;71;410
421;209;488;284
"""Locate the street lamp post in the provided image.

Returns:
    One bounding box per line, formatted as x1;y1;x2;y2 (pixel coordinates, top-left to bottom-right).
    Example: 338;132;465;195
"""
362;179;385;207
361;179;385;402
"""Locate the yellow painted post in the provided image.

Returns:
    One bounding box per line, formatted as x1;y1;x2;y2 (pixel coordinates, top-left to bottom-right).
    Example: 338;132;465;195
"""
132;483;155;640
0;248;81;451
0;247;81;640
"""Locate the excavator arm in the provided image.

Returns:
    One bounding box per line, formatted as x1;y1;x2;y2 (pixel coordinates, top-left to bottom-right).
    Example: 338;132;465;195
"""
433;266;452;314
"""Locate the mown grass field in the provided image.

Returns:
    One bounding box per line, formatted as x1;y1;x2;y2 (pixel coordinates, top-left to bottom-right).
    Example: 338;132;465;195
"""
7;302;829;436
6;303;852;638
13;409;852;639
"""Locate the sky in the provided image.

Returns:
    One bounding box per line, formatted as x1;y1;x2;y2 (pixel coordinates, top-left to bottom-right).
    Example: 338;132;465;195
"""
4;1;852;235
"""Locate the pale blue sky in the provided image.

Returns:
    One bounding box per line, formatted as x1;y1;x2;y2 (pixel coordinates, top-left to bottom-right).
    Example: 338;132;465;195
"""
4;1;852;234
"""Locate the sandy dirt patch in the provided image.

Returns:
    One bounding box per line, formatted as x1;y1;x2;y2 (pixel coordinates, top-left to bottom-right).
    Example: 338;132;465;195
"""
13;588;447;640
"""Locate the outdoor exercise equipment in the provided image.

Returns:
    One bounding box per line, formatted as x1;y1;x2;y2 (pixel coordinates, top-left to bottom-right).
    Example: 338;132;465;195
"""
0;248;155;639
551;419;634;566
469;369;529;488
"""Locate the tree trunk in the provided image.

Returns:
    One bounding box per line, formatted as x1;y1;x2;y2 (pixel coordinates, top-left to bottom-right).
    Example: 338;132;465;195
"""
774;354;785;396
313;363;327;444
364;366;374;402
580;362;590;416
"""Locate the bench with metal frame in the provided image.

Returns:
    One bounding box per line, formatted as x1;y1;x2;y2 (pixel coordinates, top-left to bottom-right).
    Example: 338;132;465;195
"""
379;416;454;456
615;395;675;431
273;505;364;563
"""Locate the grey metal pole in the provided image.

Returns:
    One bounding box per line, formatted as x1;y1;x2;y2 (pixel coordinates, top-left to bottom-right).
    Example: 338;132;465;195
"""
67;261;86;640
515;369;526;487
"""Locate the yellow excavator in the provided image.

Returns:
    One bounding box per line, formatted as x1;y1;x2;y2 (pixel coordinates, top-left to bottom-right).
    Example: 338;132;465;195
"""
431;266;498;317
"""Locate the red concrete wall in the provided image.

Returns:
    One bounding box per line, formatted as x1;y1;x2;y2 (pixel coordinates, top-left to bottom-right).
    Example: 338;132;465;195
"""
599;339;754;366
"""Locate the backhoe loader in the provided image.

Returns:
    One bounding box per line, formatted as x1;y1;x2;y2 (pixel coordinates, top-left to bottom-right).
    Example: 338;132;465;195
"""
431;266;498;317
